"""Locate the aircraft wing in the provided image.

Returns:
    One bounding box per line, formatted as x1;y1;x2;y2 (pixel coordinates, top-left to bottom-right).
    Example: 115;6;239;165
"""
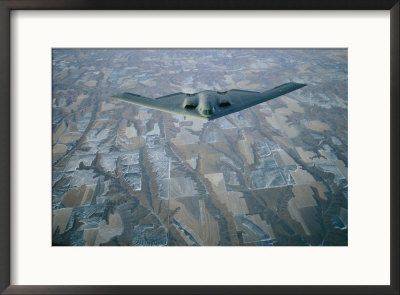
111;92;208;120
207;82;306;120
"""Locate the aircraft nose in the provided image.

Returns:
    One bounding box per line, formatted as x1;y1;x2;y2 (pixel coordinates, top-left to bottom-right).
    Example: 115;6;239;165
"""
198;93;215;117
202;108;212;115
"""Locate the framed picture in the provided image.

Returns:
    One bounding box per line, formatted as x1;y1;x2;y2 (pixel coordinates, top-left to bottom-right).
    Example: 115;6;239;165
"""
1;1;398;294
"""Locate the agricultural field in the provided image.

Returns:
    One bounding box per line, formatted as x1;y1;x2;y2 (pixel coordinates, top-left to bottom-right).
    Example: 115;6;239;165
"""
52;49;348;246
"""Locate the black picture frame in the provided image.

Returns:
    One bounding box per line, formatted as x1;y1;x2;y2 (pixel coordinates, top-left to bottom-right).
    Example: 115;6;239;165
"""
0;1;398;294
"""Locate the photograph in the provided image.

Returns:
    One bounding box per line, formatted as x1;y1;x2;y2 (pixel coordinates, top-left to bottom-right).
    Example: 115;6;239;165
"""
2;2;397;293
52;48;348;246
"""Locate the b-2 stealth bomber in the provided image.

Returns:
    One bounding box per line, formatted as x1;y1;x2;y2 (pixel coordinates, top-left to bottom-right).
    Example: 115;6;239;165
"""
112;82;306;121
